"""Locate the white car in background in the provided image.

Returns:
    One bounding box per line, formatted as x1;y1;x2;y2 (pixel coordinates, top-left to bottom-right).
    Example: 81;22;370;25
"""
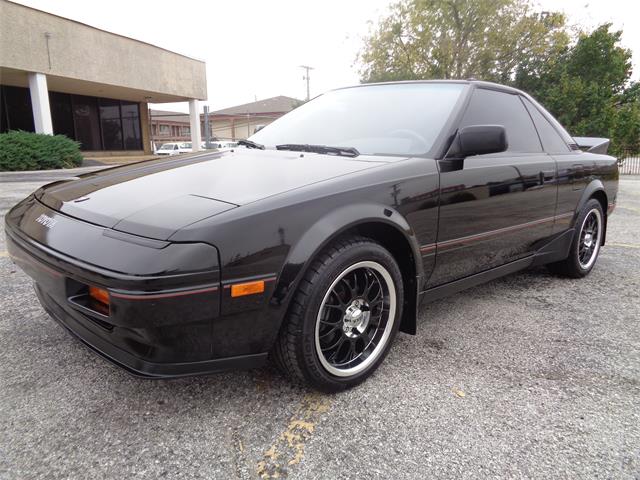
155;142;192;156
207;141;238;151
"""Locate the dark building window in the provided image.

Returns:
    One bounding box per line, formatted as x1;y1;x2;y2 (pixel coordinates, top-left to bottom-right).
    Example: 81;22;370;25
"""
49;91;75;139
99;98;123;150
121;101;142;150
0;87;7;133
1;85;35;132
1;85;143;151
72;95;102;150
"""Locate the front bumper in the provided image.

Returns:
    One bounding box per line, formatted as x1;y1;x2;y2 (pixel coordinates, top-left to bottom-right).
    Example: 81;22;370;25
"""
35;285;267;377
5;196;267;377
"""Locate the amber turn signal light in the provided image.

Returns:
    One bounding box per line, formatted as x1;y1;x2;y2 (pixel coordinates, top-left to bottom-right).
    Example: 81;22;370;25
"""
89;286;110;306
231;280;265;298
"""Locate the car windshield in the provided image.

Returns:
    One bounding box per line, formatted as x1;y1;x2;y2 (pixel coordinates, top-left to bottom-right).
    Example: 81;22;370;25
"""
249;83;466;156
159;144;174;150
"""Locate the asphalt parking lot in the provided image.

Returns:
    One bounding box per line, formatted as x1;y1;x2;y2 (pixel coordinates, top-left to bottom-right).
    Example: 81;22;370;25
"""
1;168;639;479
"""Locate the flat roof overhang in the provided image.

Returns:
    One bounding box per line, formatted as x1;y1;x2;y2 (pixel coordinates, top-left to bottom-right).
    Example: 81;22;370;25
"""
0;0;207;102
0;67;196;103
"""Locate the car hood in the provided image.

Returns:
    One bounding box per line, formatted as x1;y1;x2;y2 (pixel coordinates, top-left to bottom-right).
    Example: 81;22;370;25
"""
36;149;392;240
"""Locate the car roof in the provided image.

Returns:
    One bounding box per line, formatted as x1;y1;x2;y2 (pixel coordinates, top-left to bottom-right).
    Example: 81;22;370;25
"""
332;79;524;96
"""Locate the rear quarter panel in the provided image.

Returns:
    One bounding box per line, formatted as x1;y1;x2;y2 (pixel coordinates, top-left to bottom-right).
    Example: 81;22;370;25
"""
552;151;618;234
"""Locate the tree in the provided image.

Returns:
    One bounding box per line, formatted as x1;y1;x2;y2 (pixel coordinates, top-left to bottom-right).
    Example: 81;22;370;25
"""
515;24;640;156
358;0;569;83
359;3;639;156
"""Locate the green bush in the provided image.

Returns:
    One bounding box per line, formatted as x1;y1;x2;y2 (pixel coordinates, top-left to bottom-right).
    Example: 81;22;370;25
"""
0;131;83;171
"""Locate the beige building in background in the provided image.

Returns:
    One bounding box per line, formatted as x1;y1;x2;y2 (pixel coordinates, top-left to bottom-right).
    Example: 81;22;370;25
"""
206;96;300;141
150;96;300;148
0;0;207;155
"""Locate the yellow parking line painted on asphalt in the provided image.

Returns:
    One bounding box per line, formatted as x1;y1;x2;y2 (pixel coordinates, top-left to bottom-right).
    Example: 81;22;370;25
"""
257;393;332;479
607;243;640;250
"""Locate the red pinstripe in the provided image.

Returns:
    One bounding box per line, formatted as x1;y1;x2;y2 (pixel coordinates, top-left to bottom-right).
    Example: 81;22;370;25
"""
420;212;575;254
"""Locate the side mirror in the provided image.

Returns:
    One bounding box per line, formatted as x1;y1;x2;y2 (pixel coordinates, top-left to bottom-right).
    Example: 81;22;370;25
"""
454;125;507;158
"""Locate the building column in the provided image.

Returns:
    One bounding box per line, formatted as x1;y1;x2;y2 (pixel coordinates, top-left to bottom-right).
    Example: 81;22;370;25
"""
139;102;153;155
189;99;202;152
28;72;53;134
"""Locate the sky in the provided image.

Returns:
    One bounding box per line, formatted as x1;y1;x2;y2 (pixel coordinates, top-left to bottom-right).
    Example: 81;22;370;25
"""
11;0;640;113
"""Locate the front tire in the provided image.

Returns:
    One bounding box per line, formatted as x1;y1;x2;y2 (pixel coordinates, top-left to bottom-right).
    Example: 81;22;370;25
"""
548;198;604;278
273;236;403;392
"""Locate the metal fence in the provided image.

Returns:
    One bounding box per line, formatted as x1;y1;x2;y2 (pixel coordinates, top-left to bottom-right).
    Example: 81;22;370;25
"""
619;152;640;175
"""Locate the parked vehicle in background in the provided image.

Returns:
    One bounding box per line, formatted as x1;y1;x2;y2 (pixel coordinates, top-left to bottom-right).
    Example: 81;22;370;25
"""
154;142;193;155
203;141;238;151
154;142;180;155
216;141;238;151
155;142;181;156
6;80;618;392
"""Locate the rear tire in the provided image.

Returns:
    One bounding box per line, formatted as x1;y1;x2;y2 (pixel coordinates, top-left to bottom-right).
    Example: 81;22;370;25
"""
547;198;604;278
272;236;403;392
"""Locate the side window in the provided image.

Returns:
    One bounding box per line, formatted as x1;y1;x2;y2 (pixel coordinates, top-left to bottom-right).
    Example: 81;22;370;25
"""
460;89;542;153
521;97;571;154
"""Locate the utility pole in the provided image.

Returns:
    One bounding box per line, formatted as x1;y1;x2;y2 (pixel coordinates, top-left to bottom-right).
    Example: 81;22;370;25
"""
203;105;211;149
299;65;314;101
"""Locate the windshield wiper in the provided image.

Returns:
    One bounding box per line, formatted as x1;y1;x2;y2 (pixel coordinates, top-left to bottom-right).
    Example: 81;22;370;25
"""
276;144;360;158
238;139;265;150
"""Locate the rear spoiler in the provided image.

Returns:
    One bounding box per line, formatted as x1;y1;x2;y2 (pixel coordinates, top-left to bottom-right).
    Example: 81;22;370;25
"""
572;137;610;154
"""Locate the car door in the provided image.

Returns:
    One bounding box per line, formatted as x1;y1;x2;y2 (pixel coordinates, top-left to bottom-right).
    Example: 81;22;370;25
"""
520;96;585;235
427;87;558;287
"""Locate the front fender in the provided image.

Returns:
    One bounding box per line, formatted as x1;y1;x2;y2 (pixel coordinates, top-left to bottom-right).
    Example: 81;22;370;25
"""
270;202;423;326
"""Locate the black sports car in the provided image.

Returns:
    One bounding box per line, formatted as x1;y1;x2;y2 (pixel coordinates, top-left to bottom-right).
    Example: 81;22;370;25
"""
6;80;618;391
